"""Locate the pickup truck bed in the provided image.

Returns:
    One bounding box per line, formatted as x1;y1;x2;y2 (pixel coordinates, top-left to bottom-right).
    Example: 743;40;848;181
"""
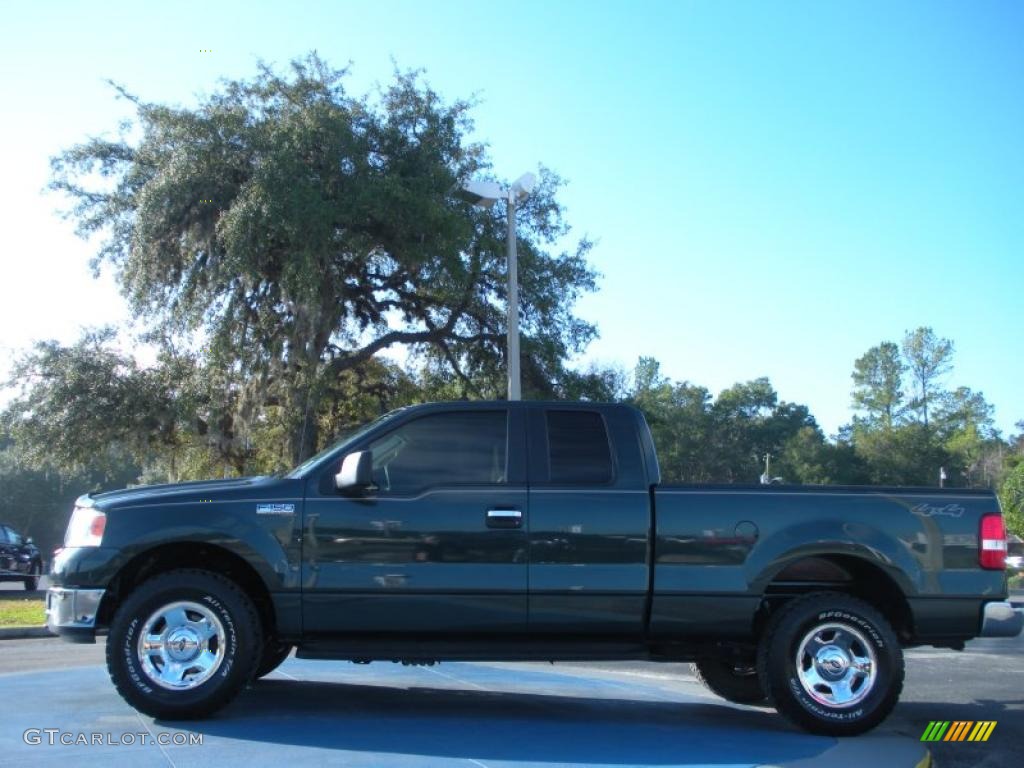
46;400;1021;736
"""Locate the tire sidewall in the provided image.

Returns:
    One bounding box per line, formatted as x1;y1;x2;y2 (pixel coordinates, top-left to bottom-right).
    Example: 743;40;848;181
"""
764;599;901;734
24;562;41;590
110;573;257;717
255;641;293;679
693;659;768;705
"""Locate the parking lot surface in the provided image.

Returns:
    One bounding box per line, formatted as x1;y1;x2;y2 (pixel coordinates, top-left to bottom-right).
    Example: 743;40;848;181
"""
0;638;934;768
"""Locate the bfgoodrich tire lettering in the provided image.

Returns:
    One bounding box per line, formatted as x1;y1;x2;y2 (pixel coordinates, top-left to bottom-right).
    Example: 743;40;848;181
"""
106;569;262;719
757;592;904;736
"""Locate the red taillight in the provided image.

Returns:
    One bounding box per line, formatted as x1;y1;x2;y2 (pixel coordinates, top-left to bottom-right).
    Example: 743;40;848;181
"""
90;515;106;539
980;514;1007;570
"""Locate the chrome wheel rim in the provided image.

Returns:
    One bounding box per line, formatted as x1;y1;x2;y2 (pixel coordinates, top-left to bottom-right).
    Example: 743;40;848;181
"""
137;600;226;691
795;622;877;708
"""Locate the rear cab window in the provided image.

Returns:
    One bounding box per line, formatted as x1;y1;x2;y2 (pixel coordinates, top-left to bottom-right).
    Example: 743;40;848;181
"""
545;409;615;485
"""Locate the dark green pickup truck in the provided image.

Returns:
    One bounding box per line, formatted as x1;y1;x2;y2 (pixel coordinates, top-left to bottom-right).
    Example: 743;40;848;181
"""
47;400;1021;735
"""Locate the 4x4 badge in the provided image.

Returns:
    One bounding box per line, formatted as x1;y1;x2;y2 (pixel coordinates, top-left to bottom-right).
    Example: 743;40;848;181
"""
911;503;965;518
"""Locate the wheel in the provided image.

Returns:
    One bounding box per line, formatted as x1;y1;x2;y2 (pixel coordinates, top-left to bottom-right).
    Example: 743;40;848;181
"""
23;562;41;591
106;569;262;720
691;658;768;705
255;640;293;679
757;592;904;736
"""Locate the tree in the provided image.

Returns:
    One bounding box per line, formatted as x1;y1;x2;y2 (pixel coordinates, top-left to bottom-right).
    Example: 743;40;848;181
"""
629;358;716;483
851;342;904;429
901;327;953;430
999;462;1024;538
776;426;860;485
49;53;597;465
0;432;142;554
2;329;174;477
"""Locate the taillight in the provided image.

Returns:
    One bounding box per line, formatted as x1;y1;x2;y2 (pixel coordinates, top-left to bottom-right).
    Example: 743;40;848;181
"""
979;514;1007;570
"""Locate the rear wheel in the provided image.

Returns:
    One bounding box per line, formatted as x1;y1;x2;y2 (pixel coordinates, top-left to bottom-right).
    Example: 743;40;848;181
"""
255;640;293;679
758;592;904;736
691;659;768;705
106;569;261;719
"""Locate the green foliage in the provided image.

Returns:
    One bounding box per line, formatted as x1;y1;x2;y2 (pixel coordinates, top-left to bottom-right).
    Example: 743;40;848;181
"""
902;327;954;430
845;328;1009;488
49;53;598;465
628;359;849;485
2;329;168;477
999;462;1024;537
851;342;904;429
0;436;140;554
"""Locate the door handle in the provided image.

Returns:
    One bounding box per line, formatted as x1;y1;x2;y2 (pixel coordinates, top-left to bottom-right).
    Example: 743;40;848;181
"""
486;509;523;529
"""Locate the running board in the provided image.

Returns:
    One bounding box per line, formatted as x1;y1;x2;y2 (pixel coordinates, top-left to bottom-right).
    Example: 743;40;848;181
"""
295;635;652;663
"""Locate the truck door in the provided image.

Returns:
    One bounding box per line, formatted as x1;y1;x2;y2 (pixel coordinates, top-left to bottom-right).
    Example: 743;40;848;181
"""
302;406;528;634
526;406;651;635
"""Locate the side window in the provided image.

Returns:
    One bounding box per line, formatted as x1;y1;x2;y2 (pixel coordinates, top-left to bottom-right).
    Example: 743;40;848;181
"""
546;410;614;484
368;410;508;494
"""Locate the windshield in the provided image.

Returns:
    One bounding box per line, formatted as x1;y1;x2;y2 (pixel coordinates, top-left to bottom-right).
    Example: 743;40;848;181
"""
283;408;407;479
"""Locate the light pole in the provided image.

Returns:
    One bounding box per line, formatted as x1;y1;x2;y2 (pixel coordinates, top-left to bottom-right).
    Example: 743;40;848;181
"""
457;172;536;401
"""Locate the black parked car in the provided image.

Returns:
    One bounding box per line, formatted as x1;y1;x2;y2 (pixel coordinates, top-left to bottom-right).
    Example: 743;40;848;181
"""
0;524;43;590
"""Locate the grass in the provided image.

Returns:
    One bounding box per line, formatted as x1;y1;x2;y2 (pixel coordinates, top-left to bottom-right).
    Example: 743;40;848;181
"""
1009;571;1023;590
0;597;46;627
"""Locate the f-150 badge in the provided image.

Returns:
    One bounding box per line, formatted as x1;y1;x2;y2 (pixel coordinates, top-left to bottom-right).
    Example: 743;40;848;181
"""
256;503;295;515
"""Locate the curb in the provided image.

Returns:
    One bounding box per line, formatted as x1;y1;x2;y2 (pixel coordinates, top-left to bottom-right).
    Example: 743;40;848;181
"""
0;626;54;640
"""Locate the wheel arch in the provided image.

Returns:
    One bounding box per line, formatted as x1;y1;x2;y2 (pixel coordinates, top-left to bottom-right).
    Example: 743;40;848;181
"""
97;542;276;638
756;553;914;642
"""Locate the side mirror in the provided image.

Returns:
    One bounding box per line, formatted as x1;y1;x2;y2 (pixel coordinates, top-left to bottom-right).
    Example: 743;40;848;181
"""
335;450;374;492
25;537;34;545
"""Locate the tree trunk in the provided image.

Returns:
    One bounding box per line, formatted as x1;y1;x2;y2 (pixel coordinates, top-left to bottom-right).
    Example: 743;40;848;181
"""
287;376;322;467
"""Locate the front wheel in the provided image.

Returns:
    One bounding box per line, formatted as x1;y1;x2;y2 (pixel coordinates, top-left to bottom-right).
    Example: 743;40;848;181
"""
758;592;904;736
23;562;41;591
106;569;262;720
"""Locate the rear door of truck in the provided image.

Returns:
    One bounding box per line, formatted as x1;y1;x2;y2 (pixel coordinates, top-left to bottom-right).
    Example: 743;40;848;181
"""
525;403;652;634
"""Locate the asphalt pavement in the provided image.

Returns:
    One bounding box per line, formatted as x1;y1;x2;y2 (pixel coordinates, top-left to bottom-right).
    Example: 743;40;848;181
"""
1;580;1019;767
0;637;933;768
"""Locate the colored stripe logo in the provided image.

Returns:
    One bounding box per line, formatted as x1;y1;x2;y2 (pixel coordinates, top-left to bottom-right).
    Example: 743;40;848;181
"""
920;721;996;742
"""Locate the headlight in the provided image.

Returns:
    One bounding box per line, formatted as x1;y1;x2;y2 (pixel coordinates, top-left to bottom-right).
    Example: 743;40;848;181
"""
65;505;107;547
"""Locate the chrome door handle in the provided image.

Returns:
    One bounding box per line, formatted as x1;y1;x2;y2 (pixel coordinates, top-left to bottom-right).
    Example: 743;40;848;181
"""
486;509;523;529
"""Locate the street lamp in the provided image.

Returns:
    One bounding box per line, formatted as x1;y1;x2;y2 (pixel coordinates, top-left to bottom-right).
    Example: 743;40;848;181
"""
457;172;537;401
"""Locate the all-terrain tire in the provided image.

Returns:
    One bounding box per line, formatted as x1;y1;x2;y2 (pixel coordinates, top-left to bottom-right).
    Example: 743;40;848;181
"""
23;561;41;591
255;640;294;679
691;659;768;705
106;569;262;720
757;592;904;736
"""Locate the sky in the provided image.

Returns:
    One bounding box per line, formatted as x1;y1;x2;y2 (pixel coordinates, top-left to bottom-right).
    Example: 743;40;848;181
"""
1;0;1021;438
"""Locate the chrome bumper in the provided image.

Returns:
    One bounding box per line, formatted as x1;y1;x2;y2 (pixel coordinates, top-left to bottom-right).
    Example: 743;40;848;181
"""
46;587;105;634
980;601;1023;638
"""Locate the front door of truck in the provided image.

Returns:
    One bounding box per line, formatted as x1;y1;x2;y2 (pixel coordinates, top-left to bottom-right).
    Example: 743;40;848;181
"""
302;407;528;634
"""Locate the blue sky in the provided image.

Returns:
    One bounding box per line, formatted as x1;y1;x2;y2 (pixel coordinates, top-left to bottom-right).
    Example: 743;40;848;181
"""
1;0;1021;437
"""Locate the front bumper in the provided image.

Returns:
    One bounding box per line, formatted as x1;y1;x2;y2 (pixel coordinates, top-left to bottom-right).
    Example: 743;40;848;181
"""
46;587;105;643
980;601;1024;638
